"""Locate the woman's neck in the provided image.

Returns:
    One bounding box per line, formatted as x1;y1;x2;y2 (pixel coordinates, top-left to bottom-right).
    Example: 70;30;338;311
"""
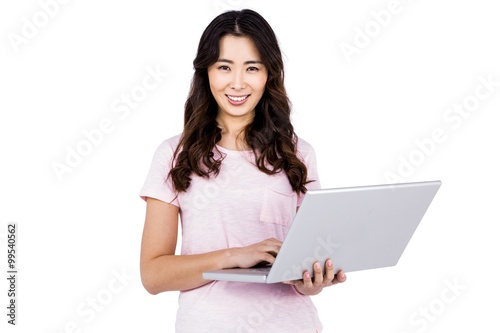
216;114;252;151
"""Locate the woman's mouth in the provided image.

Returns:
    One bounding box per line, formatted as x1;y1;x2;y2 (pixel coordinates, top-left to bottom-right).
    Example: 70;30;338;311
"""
226;94;250;105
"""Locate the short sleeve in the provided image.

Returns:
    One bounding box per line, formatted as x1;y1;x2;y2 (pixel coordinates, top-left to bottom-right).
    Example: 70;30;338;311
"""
297;138;321;206
139;136;180;206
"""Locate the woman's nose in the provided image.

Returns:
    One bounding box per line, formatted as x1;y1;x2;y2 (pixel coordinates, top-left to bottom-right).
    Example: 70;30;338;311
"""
230;71;246;90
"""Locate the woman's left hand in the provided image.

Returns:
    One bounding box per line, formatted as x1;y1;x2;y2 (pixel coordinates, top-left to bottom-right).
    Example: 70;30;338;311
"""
283;259;346;296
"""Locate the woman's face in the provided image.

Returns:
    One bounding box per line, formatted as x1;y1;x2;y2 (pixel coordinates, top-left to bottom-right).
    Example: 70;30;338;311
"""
208;35;268;124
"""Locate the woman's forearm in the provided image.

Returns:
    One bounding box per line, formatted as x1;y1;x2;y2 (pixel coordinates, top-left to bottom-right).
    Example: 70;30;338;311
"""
140;248;235;294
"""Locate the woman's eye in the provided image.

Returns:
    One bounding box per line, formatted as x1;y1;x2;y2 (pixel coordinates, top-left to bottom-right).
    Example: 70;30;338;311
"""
219;65;230;71
247;67;259;72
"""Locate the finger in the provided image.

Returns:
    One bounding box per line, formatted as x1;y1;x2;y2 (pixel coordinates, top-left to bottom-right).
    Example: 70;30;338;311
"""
282;280;299;286
260;240;281;252
337;270;347;283
313;262;324;286
332;270;347;285
303;270;313;288
262;252;277;265
265;238;283;246
324;259;335;283
266;247;280;258
270;242;282;253
262;245;281;259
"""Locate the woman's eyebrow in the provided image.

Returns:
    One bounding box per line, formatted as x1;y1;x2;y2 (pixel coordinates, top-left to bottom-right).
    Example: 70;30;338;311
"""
217;58;263;65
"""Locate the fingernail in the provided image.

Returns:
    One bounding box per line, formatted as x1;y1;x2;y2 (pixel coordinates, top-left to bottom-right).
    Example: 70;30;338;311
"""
327;260;333;267
314;262;321;269
305;272;311;279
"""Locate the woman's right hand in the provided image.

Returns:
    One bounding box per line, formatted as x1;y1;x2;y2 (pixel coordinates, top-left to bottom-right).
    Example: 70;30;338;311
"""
228;238;282;269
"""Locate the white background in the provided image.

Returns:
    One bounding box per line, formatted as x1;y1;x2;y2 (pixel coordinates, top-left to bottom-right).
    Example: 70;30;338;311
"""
1;0;499;332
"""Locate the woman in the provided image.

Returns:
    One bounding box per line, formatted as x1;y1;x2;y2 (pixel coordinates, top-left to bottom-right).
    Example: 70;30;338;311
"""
139;9;346;332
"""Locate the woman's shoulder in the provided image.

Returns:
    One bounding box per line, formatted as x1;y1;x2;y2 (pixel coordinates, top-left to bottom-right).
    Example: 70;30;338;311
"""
148;133;182;160
165;133;182;147
296;136;315;154
155;133;182;151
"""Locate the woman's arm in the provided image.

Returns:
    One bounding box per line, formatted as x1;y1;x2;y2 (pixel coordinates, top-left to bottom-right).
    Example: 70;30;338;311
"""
140;197;281;294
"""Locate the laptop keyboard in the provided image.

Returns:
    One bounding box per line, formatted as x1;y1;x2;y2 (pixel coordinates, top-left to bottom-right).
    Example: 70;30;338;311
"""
247;266;272;273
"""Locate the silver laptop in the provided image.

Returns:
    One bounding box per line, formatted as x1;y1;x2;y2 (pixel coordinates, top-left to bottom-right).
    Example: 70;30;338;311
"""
202;180;441;283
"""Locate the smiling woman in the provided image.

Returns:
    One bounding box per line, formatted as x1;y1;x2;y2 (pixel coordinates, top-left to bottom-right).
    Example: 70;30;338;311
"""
208;35;268;150
169;9;312;193
139;9;346;333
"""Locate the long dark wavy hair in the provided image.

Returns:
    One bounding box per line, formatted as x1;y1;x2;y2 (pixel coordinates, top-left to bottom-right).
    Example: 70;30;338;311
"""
169;9;310;194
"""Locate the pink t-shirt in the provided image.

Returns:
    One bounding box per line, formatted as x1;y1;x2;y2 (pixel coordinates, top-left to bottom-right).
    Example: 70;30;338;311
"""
140;134;323;333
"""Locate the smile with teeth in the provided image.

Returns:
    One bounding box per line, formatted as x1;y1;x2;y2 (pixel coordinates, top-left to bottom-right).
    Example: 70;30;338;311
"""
226;94;250;102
